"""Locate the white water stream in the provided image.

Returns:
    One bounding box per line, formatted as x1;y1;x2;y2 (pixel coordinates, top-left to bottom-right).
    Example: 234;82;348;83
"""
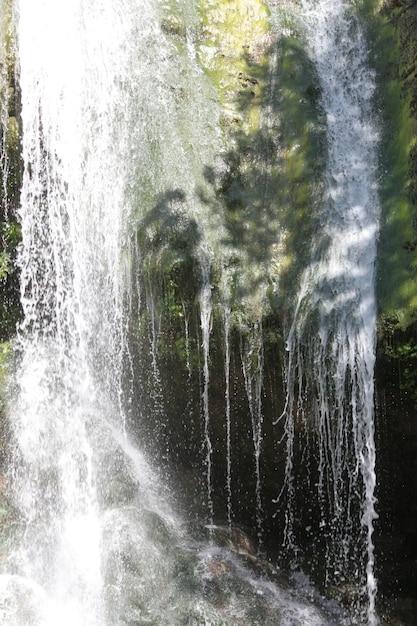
278;1;379;624
1;1;137;623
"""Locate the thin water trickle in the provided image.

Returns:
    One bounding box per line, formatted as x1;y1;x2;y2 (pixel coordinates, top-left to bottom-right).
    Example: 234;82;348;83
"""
200;254;214;527
0;0;15;221
240;317;265;549
183;302;193;379
223;304;233;532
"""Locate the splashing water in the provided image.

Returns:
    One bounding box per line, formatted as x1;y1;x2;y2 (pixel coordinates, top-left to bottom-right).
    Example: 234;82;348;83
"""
278;1;379;623
1;1;137;623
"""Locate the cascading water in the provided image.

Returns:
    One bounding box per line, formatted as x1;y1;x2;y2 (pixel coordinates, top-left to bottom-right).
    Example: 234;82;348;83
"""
0;0;389;623
1;1;138;623
277;1;380;623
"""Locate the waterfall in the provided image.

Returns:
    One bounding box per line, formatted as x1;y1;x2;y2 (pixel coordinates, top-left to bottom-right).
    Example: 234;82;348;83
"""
0;1;137;623
0;0;391;623
278;1;379;623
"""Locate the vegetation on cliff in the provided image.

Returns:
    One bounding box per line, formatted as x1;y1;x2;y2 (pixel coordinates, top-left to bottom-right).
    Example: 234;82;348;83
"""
0;0;22;341
369;0;417;408
370;1;417;328
0;1;21;493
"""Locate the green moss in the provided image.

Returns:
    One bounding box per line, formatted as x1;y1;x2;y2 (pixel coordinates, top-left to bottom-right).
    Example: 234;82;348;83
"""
388;339;417;407
156;275;200;370
272;14;326;290
160;15;187;41
367;3;417;328
0;0;22;342
198;0;272;137
193;0;285;319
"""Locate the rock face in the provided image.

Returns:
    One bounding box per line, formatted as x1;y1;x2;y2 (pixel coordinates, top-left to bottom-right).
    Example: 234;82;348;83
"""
127;1;417;619
373;1;417;618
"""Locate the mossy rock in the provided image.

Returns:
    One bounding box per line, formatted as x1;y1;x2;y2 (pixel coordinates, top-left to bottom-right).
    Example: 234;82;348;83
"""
375;0;417;327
